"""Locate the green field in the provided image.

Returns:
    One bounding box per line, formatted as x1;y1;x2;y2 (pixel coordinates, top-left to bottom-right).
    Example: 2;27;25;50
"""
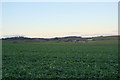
2;40;118;79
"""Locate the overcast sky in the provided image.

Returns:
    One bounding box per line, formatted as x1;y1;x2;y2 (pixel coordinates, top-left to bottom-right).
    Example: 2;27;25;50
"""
2;2;118;38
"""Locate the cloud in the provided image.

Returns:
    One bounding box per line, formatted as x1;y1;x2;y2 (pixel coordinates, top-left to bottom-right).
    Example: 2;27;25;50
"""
2;34;25;38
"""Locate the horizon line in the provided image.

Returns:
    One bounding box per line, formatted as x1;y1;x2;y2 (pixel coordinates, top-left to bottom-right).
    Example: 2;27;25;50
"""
1;34;119;39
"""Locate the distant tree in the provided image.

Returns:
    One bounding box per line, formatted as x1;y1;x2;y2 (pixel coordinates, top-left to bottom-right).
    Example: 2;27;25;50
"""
54;37;59;40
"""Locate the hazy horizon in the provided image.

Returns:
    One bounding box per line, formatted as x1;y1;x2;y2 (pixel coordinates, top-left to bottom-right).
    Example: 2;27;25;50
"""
2;2;118;38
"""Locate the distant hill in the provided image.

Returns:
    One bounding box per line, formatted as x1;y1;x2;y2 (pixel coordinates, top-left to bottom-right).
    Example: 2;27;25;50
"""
92;35;119;40
2;35;119;42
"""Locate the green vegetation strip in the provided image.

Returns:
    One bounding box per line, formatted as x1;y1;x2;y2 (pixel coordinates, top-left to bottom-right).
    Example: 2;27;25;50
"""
2;41;118;79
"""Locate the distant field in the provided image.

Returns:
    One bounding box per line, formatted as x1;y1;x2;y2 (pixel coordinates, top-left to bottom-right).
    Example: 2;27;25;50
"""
2;40;118;79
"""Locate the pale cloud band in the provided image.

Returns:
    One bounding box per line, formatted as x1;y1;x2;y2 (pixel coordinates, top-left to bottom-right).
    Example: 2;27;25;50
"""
1;0;119;2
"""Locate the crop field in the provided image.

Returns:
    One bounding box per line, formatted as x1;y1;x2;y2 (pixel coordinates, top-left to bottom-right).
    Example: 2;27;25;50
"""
2;40;119;79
